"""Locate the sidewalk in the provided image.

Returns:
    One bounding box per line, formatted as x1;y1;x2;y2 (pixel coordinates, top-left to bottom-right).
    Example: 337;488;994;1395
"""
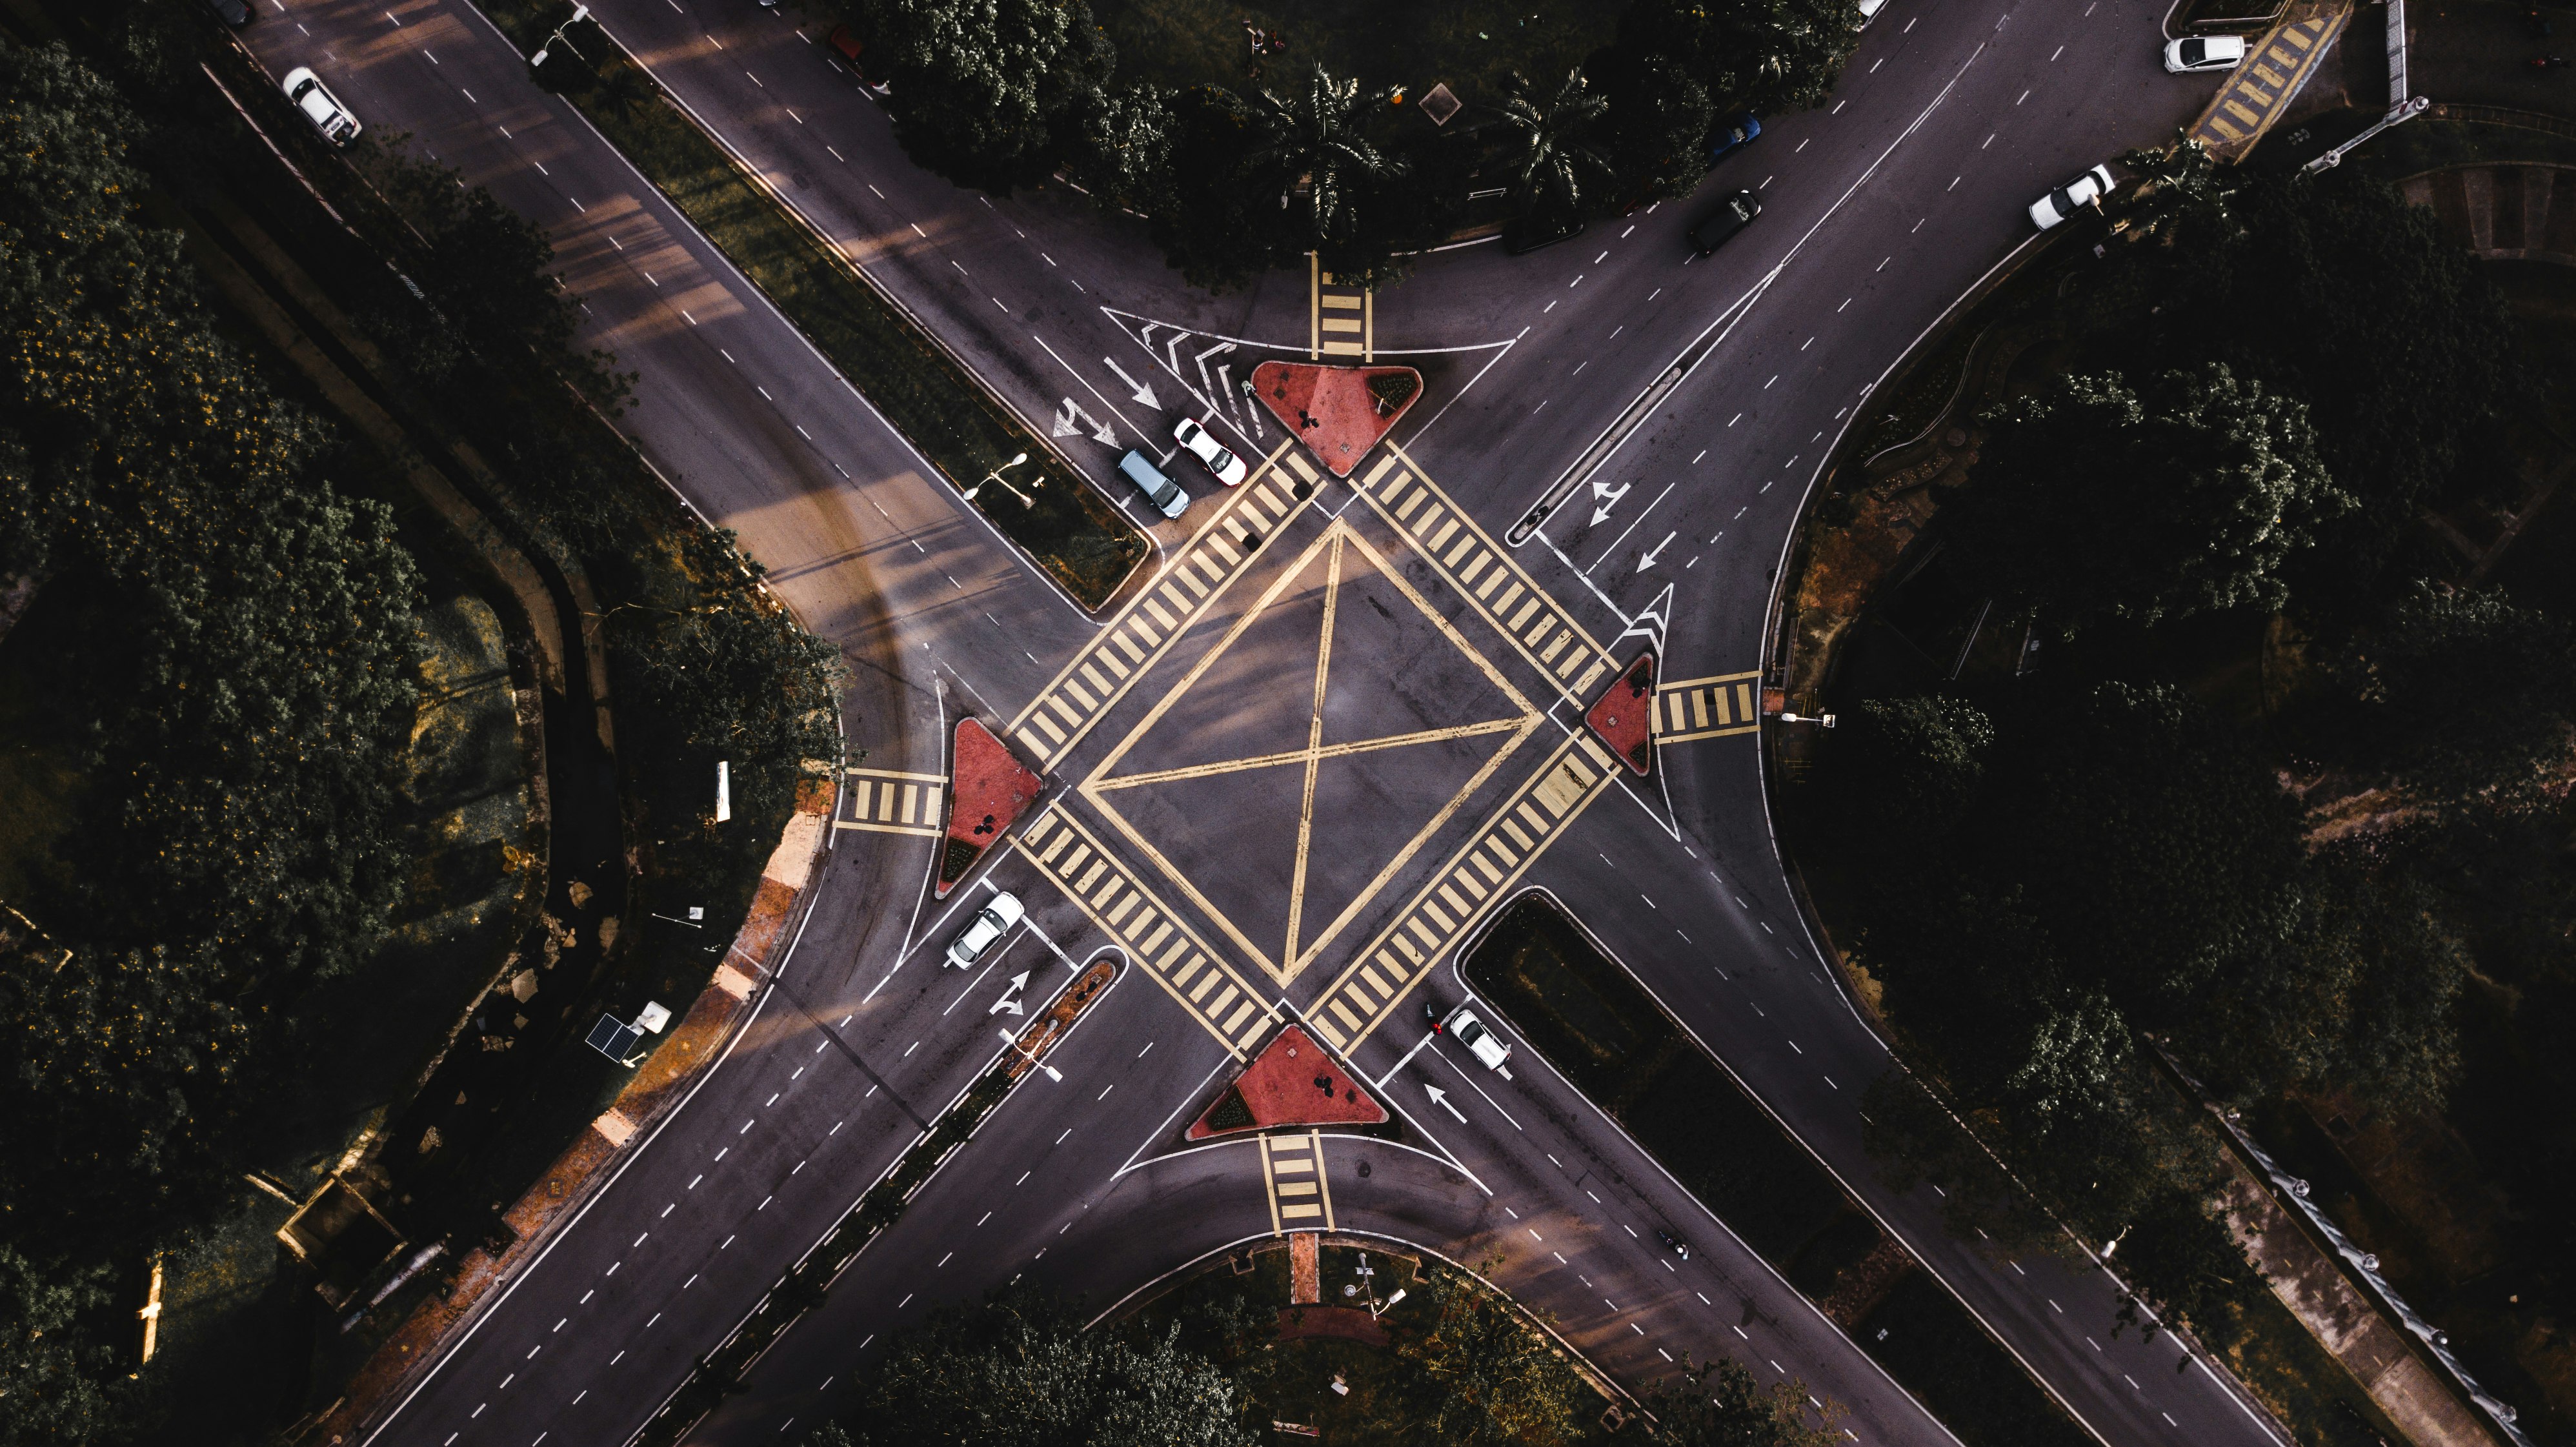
306;781;835;1447
2220;1160;2503;1447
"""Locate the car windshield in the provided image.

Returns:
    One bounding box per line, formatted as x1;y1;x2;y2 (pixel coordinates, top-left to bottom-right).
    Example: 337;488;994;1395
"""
2180;39;2206;64
1457;1020;1485;1046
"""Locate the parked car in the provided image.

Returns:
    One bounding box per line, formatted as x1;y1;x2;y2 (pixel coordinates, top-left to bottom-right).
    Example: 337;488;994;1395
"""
827;24;864;64
203;0;252;26
1856;0;1891;25
2163;34;2248;73
283;66;361;147
2028;163;2115;230
945;893;1025;969
1687;189;1762;256
1444;1006;1513;1077
1117;449;1190;519
1173;416;1247;487
1709;112;1762;163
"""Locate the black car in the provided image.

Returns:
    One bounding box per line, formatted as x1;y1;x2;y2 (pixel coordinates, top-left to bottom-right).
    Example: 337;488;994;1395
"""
203;0;252;25
1687;189;1761;256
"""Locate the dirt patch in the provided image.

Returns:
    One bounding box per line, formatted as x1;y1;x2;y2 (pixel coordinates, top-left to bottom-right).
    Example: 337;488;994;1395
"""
1278;1304;1391;1347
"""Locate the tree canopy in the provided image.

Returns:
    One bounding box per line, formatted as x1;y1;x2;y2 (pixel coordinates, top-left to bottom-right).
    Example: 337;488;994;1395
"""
863;0;1116;190
1940;363;2348;635
819;1295;1254;1447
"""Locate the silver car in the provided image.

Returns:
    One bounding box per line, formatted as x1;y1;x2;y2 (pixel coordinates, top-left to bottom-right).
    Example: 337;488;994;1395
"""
283;66;361;147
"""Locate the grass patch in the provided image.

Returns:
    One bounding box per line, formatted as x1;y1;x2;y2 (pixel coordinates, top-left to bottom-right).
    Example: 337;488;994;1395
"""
1094;0;1622;119
1463;893;2089;1447
487;0;1146;609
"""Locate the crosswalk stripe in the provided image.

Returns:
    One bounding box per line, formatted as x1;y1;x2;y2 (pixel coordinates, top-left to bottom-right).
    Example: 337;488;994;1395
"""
1653;671;1763;744
1304;731;1619;1053
1003;440;1318;771
1014;806;1276;1057
1353;443;1613;705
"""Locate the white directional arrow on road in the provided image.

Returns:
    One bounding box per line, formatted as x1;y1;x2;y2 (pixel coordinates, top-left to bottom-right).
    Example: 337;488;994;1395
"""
987;969;1032;1016
1103;356;1162;410
1053;398;1116;447
1588;478;1632;528
1424;1084;1467;1123
1638;531;1677;571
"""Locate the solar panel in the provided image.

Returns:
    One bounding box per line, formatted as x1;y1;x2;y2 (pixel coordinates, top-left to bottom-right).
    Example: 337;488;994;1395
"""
587;1013;645;1064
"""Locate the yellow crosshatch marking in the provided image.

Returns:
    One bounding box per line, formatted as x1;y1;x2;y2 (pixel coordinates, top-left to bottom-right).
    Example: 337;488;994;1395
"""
1006;437;1318;771
1013;808;1278;1057
1652;671;1762;744
1305;730;1620;1054
834;767;949;836
1260;1130;1334;1234
1354;443;1613;705
1080;518;1544;988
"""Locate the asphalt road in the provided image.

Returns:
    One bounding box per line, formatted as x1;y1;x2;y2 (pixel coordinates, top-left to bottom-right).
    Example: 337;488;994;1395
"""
238;2;2295;1446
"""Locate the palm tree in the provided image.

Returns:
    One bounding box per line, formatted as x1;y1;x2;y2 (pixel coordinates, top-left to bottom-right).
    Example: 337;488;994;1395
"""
1252;66;1408;251
1500;69;1609;223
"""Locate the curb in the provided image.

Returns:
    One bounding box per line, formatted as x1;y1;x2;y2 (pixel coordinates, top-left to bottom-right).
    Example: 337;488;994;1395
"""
305;779;838;1447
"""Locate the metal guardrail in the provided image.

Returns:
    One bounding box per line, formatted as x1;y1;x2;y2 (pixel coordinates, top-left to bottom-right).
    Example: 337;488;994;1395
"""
2157;1047;2535;1447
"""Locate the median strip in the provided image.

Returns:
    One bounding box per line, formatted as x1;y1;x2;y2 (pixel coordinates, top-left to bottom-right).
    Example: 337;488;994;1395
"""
477;0;1148;609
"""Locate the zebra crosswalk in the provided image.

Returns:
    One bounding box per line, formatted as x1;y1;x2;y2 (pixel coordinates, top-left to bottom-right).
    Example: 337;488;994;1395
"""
1260;1130;1335;1233
1311;256;1371;360
1354;443;1615;707
1007;440;1323;773
1651;673;1762;745
1304;731;1620;1053
2186;10;2346;161
1014;807;1280;1057
834;767;947;837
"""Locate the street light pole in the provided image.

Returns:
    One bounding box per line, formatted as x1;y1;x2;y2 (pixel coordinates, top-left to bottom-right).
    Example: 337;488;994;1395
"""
962;452;1040;509
528;4;591;68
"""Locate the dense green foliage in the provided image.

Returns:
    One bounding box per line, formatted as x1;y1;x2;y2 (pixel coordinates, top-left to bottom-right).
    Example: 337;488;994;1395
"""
814;1295;1256;1447
1941;363;2348;634
0;42;424;1242
1641;1359;1834;1446
834;0;1867;285
1812;163;2551;1352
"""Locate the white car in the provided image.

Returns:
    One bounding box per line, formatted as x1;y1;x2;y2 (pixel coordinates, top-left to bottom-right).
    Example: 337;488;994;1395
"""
283;67;361;147
1172;416;1247;487
1445;1007;1513;1078
2029;164;2115;231
1856;0;1890;26
945;892;1024;968
2164;34;2248;74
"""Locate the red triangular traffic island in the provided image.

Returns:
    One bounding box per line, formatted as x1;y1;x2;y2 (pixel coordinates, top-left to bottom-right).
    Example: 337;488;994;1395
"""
1586;652;1657;777
1187;1024;1389;1139
935;719;1044;897
1252;361;1424;479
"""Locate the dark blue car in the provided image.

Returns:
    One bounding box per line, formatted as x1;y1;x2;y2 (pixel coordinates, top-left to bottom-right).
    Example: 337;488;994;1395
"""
1710;112;1762;163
